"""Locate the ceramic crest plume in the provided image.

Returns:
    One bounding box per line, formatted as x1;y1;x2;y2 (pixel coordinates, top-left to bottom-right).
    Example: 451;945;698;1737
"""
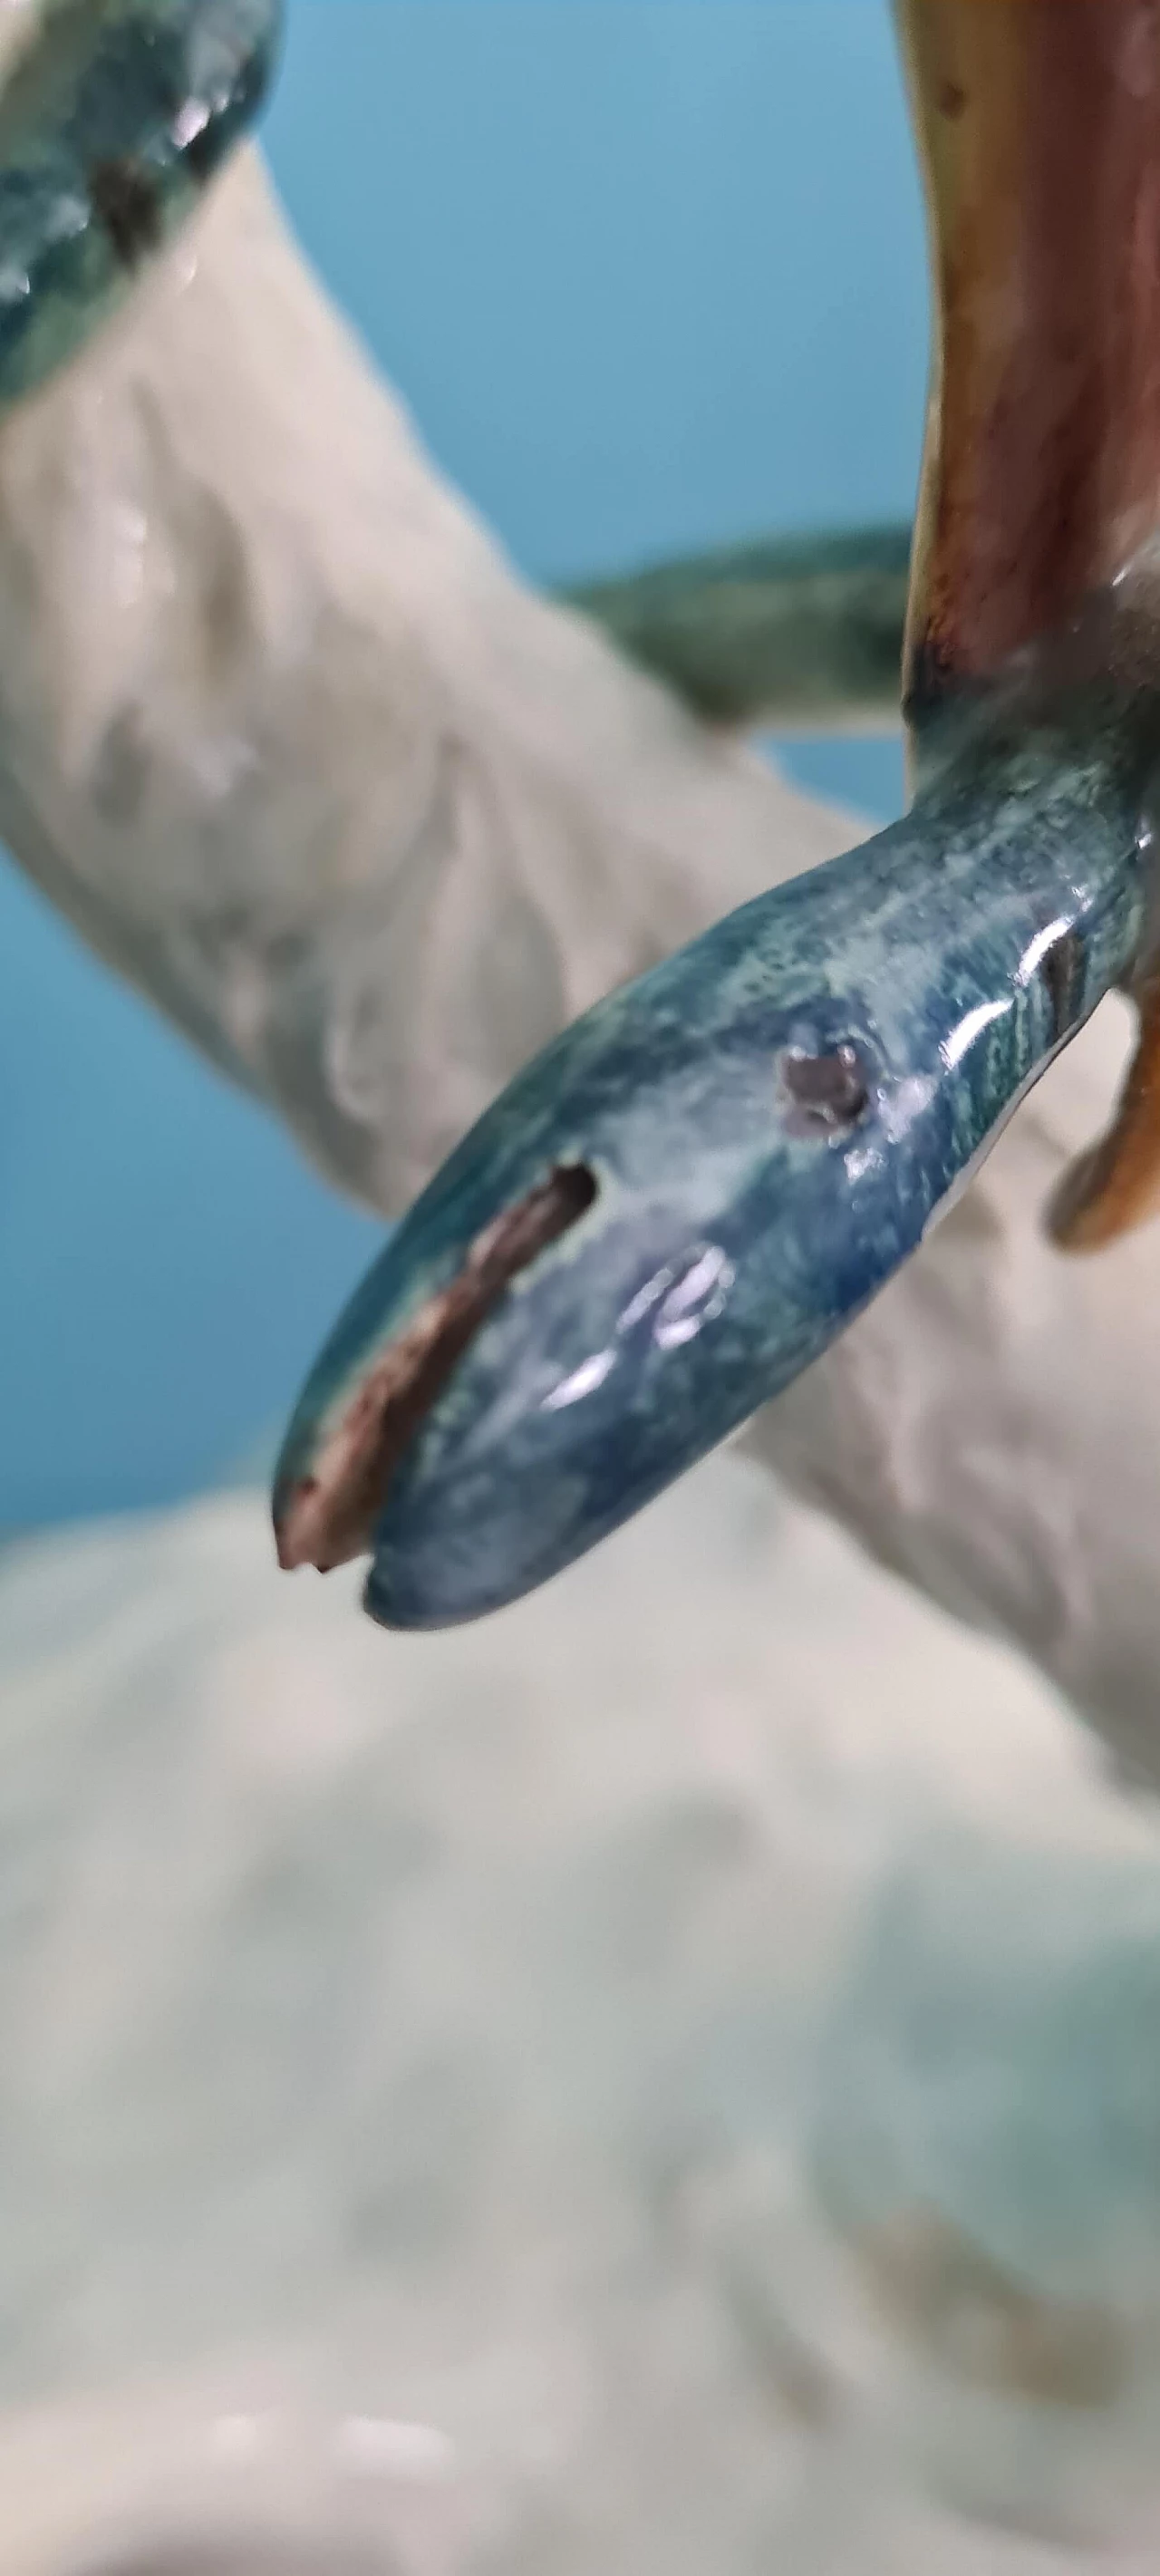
269;0;1160;1624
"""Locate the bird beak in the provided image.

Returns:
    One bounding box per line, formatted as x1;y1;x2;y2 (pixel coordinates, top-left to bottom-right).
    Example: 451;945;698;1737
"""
274;709;1145;1630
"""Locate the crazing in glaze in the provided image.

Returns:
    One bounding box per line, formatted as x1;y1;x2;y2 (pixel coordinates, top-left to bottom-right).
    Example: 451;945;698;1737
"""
276;0;1160;1627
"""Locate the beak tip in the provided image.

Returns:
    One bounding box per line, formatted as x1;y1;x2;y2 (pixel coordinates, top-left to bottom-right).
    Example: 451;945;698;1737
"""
273;1477;326;1574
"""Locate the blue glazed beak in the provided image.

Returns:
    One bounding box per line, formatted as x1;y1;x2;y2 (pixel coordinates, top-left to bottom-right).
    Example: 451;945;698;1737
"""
0;0;284;412
275;711;1148;1628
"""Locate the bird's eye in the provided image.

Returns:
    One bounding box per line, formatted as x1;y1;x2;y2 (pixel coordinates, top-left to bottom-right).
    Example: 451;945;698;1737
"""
779;1041;871;1138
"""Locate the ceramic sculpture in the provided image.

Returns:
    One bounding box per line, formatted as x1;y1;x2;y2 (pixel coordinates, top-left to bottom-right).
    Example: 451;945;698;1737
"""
276;0;1160;1635
8;14;1160;2573
1;0;1160;1764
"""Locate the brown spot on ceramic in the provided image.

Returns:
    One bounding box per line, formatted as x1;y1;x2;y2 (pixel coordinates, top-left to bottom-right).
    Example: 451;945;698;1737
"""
937;77;967;121
1039;925;1085;1045
89;157;162;266
781;1041;870;1136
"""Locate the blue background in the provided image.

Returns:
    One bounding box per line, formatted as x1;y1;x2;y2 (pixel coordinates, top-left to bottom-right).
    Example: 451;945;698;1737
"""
0;0;925;1529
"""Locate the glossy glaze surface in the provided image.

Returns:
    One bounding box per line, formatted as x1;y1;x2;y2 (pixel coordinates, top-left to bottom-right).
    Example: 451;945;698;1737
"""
566;525;912;731
275;664;1156;1626
0;0;281;408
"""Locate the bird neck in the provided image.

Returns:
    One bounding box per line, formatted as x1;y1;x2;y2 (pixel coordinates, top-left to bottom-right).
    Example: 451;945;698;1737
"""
896;0;1160;746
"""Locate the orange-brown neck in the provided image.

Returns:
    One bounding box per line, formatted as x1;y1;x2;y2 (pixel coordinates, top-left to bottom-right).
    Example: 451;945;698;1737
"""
897;0;1160;731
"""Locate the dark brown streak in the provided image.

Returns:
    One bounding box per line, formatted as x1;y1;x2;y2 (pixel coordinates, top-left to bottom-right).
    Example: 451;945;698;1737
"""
275;1164;598;1575
89;157;162;267
1039;926;1085;1044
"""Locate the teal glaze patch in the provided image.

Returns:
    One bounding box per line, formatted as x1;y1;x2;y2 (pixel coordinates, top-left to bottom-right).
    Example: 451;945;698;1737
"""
566;525;912;731
0;0;282;409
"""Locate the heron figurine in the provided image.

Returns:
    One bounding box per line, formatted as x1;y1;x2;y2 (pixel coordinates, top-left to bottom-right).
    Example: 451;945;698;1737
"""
276;0;1160;1637
0;0;1159;1760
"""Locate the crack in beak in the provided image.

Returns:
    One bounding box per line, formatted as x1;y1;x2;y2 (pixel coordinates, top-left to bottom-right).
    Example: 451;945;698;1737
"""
275;1163;598;1574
